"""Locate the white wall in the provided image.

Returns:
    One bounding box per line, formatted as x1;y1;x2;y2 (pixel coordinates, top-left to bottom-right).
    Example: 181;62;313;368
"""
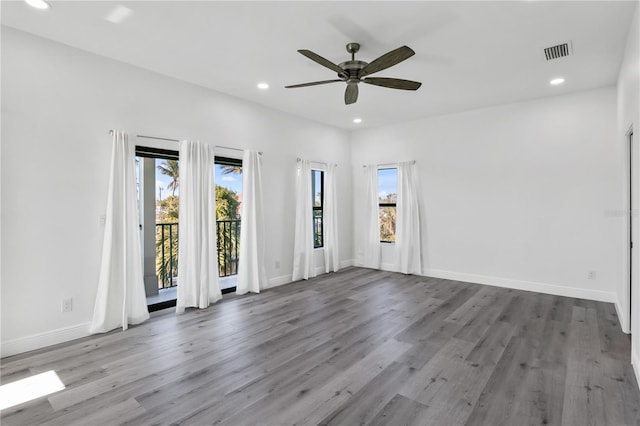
1;28;353;356
352;87;622;303
617;2;640;380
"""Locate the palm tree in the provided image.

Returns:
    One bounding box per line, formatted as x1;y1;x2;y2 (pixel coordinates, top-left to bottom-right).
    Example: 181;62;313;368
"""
157;160;179;196
220;165;242;175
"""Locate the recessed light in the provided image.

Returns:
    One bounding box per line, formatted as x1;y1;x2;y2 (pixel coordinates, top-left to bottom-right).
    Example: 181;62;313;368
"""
105;5;134;24
353;118;362;124
257;82;269;90
550;77;565;86
24;0;50;9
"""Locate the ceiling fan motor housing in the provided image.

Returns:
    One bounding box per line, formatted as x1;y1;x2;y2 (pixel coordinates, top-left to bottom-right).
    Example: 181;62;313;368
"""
338;60;368;82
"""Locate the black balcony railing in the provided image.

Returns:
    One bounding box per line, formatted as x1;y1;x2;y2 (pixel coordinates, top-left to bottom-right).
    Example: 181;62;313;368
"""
313;209;323;248
156;222;178;288
155;219;241;288
216;219;241;277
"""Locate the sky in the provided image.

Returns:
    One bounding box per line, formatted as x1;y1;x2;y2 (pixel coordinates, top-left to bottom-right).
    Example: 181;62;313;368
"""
378;168;397;200
214;165;243;194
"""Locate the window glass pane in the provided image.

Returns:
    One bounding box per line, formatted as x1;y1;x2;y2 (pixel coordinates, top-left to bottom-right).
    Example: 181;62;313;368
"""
214;163;243;220
379;206;396;243
155;159;180;288
378;168;397;242
378;168;397;203
214;162;242;279
156;159;180;223
133;157;181;290
312;170;322;207
314;209;323;248
312;169;324;248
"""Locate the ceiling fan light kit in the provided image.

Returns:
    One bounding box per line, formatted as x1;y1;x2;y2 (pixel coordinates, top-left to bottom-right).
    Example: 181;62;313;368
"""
285;42;422;105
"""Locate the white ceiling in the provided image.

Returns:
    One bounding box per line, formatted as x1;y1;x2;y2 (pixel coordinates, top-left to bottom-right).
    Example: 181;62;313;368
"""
1;1;637;130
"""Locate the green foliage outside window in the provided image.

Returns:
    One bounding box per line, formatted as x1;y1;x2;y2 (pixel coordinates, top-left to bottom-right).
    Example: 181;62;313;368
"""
154;160;243;285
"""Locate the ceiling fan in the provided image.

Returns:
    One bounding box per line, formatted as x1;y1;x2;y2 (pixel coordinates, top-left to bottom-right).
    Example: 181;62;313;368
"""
285;42;422;105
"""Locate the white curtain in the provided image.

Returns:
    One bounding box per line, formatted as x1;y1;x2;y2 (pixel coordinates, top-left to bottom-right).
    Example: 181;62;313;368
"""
292;159;316;281
363;165;381;269
236;150;267;295
90;130;149;333
323;163;340;273
176;140;221;313
396;161;422;274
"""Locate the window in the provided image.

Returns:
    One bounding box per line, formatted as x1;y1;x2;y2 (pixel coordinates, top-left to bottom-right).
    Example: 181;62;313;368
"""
135;146;180;310
134;148;244;312
214;157;243;281
378;168;397;243
135;146;180;293
312;169;324;248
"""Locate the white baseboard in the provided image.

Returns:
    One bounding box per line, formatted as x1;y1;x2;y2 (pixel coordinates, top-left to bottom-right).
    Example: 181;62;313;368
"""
340;259;354;268
615;298;631;334
265;274;292;289
266;260;355;290
2;322;91;358
375;263;615;303
381;262;397;272
632;348;640;392
423;268;617;303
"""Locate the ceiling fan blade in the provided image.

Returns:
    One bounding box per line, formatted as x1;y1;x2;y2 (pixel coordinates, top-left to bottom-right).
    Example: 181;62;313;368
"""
285;79;343;88
360;46;415;77
298;50;347;76
345;83;358;105
362;77;422;91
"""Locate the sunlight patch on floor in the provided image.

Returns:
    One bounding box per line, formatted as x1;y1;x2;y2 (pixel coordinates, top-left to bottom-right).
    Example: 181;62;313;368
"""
0;370;65;410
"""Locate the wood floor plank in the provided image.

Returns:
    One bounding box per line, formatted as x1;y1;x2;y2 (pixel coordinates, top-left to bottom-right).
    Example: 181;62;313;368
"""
395;286;479;344
445;285;502;324
452;301;505;344
509;360;566;426
1;267;638;426
465;318;515;368
561;358;608;426
464;336;537;425
596;301;632;361
367;393;430;426
218;338;412;426
600;356;640;424
1;399;55;426
318;361;414;426
397;337;487;426
269;338;412;426
42;398;145;426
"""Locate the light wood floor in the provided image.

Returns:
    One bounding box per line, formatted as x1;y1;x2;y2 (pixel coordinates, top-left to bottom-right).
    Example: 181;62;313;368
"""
2;267;639;425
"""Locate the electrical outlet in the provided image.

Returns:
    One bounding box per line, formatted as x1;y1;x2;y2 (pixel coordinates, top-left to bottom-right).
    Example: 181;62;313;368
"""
99;215;106;227
588;270;597;280
61;298;73;312
275;260;281;269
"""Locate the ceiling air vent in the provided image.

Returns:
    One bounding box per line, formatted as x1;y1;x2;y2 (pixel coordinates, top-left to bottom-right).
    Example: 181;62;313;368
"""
543;41;572;61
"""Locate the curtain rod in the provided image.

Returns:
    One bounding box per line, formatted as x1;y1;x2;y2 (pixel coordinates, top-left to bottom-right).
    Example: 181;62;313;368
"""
362;160;416;168
137;134;263;155
218;145;263;156
109;131;262;155
297;157;338;167
137;134;179;143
